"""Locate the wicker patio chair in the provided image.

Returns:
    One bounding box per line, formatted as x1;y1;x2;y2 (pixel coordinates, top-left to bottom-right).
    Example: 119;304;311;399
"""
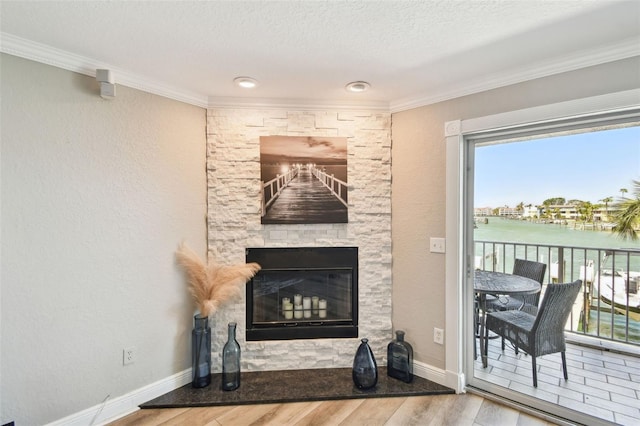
485;279;582;387
488;258;547;314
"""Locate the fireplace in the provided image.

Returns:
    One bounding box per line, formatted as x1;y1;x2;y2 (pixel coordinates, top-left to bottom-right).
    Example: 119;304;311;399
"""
245;247;358;341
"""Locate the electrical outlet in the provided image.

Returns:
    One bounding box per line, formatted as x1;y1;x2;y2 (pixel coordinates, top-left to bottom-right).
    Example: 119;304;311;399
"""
123;347;135;365
430;237;446;253
434;328;444;345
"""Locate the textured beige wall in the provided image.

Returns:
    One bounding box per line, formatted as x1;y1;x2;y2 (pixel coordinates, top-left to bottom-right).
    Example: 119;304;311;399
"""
1;54;207;425
2;48;638;424
391;56;640;369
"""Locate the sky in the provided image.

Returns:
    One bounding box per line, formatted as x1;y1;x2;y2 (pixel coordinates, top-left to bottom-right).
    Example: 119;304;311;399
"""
474;125;640;208
260;136;347;163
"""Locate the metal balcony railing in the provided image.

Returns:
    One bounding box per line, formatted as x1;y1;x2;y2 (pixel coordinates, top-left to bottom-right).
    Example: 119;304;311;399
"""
475;241;640;347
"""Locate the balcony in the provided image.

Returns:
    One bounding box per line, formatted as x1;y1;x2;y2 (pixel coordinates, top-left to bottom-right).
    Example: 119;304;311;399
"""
474;241;640;424
475;242;640;349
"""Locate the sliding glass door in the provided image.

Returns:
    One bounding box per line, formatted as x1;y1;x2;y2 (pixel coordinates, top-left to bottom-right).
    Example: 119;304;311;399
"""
452;93;640;424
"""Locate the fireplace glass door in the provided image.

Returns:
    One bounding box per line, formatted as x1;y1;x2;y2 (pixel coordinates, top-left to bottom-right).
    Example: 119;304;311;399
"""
246;247;358;340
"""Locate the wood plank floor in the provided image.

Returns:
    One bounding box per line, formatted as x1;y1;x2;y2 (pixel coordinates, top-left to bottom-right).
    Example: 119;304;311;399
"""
107;393;558;426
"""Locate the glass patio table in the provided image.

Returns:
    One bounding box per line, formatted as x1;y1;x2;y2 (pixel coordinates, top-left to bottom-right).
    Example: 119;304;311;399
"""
474;270;541;368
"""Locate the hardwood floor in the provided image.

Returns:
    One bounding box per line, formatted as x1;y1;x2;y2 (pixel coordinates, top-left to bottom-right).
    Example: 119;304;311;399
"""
107;394;559;426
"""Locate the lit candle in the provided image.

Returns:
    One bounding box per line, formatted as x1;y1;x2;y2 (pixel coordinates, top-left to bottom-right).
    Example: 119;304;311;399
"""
294;294;303;306
303;297;312;318
319;299;327;318
294;303;303;319
283;302;293;320
312;296;319;315
282;297;290;312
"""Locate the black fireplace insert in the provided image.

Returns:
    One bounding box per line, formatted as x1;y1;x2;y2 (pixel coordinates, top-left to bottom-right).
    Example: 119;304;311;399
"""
245;247;358;340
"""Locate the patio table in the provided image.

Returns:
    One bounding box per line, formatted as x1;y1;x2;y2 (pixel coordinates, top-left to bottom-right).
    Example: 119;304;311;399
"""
474;270;541;368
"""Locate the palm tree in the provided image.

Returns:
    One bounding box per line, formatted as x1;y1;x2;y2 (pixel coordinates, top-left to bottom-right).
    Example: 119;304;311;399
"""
579;201;594;223
613;180;640;240
599;196;613;221
620;188;628;198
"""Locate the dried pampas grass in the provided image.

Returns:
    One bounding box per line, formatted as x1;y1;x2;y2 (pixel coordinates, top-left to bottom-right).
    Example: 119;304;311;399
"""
176;242;261;317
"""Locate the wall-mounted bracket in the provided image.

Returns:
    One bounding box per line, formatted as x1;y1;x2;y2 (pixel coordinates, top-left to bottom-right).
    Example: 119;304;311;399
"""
96;69;116;99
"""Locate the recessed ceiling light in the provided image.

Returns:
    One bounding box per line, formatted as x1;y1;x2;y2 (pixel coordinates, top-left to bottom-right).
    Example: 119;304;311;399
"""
345;81;370;93
234;77;258;89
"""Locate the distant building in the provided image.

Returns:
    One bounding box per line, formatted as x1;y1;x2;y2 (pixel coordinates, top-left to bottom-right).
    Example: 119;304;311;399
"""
541;204;578;220
522;205;539;218
498;207;519;216
474;207;493;216
593;206;619;222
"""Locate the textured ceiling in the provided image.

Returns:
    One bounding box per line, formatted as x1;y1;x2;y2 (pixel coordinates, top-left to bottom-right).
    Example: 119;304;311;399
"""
1;1;639;110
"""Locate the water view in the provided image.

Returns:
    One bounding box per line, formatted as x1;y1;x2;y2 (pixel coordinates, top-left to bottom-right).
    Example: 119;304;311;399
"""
261;164;347;183
475;217;640;345
475;217;639;251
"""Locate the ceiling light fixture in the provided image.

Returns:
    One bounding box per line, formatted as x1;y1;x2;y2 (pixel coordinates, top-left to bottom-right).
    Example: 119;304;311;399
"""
345;81;370;93
234;77;258;89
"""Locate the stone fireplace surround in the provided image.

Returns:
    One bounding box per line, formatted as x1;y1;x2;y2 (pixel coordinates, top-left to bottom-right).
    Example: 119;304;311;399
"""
206;108;392;372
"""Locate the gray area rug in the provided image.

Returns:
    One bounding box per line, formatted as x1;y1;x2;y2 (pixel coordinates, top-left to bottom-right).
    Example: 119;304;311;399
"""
140;367;454;408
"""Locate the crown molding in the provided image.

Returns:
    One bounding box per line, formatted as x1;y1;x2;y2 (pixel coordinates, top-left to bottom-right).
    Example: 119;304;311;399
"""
0;32;209;108
207;96;390;112
390;37;640;113
3;31;638;114
0;31;389;112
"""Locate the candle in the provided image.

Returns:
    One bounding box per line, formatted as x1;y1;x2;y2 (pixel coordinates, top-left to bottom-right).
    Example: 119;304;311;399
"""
312;296;319;315
319;299;327;318
294;303;303;319
283;302;293;320
282;297;290;312
294;294;303;306
303;296;312;318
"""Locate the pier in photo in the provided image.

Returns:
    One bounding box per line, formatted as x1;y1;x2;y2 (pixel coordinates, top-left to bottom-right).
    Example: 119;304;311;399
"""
261;165;348;224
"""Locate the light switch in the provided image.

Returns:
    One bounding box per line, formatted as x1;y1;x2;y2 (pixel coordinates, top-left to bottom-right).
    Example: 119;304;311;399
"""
430;237;446;253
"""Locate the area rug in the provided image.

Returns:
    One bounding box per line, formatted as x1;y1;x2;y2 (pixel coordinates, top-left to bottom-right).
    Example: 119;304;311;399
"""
140;367;454;408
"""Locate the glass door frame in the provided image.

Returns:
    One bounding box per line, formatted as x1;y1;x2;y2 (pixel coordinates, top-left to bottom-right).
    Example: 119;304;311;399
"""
443;89;640;422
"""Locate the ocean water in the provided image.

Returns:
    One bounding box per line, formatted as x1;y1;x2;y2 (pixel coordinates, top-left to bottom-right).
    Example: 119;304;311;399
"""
474;217;639;250
475;217;640;343
261;164;347;183
474;217;640;273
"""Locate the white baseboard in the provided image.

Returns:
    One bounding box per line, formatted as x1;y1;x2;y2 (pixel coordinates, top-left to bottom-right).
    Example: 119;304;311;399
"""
413;360;464;393
46;368;192;426
47;363;462;425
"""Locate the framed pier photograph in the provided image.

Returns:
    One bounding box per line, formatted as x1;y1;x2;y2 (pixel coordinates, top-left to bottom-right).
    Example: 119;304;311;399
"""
260;136;348;224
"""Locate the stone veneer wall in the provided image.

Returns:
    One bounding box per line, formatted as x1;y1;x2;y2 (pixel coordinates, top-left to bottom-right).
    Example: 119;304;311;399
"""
206;108;392;371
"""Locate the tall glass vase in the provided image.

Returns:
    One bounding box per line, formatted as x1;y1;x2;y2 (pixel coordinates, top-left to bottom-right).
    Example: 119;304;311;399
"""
352;338;378;390
222;322;241;391
191;314;211;388
387;330;414;383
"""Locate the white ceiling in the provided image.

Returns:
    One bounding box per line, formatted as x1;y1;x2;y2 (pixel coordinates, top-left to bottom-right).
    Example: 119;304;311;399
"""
1;1;639;111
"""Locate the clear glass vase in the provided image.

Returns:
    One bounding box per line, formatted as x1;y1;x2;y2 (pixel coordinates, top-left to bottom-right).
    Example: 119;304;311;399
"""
191;314;211;388
352;338;378;389
387;330;413;383
222;322;241;391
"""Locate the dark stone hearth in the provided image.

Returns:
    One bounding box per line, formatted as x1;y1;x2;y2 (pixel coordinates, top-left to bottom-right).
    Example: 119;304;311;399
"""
140;368;454;408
